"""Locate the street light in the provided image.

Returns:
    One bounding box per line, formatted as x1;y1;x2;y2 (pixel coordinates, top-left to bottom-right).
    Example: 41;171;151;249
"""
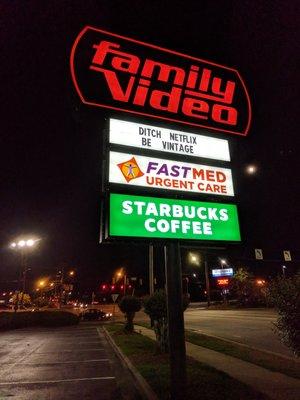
220;259;227;268
10;237;40;310
246;165;257;175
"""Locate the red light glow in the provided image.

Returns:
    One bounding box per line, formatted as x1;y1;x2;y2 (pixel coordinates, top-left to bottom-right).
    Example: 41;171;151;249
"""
217;278;229;286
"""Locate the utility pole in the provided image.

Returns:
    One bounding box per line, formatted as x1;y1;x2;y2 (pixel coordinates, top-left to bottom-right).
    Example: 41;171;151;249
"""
59;267;65;308
204;255;211;307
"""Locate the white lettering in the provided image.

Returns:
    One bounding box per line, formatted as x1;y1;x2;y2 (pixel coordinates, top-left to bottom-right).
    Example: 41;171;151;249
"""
157;219;169;233
146;202;158;216
219;209;229;221
122;200;133;214
145;218;156;232
203;222;212;235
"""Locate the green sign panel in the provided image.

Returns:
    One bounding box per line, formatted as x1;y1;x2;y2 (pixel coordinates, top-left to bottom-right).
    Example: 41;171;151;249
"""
109;193;241;242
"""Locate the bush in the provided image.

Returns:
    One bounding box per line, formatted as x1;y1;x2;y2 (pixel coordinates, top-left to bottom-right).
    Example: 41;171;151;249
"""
143;290;189;353
119;295;142;333
0;311;79;330
267;275;300;356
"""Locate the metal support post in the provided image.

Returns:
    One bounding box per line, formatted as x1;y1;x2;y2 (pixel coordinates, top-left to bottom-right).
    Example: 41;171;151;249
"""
149;244;154;295
164;241;187;400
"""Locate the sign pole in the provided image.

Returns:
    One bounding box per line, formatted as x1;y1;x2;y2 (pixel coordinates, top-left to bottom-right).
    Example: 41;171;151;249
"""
164;241;187;400
149;244;154;295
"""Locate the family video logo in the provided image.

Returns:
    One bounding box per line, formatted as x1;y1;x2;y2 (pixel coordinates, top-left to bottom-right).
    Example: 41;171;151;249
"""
71;27;251;136
117;157;144;182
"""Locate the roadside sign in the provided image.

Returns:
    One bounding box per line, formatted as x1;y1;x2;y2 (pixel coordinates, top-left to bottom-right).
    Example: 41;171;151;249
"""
283;250;291;261
217;278;229;286
109;119;231;161
109;193;241;242
71;27;251;136
109;151;234;197
212;268;233;277
255;249;263;260
111;294;119;303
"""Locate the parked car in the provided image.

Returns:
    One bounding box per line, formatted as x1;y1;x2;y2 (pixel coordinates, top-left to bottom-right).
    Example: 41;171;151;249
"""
81;308;112;321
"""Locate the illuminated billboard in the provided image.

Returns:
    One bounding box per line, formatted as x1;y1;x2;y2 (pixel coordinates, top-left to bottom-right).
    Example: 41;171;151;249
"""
109;151;234;196
212;268;234;277
71;26;251;136
109;119;230;161
109;193;241;241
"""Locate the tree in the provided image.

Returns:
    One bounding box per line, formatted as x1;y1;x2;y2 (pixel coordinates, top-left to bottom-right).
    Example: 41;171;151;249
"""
11;292;31;307
267;275;300;356
118;295;141;333
230;267;267;307
143;290;189;353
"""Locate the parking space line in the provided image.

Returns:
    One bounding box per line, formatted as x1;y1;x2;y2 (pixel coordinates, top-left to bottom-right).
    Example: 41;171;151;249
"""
36;348;105;353
2;359;109;365
0;376;116;386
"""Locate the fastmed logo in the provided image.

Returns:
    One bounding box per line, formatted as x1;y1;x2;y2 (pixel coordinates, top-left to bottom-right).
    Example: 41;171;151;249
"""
109;193;241;241
117;157;144;182
71;27;251;136
109;151;234;196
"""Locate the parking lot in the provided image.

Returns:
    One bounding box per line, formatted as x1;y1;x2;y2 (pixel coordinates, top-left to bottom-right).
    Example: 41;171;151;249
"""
0;324;138;399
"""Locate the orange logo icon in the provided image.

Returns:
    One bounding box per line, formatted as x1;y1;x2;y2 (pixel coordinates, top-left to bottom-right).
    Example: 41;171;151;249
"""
117;157;144;182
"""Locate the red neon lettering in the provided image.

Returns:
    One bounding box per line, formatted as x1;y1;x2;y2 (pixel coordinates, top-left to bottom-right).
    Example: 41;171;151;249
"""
71;27;252;136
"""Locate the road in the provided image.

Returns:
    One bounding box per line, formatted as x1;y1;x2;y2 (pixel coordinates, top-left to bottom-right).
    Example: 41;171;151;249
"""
184;307;294;357
0;324;140;400
133;306;294;358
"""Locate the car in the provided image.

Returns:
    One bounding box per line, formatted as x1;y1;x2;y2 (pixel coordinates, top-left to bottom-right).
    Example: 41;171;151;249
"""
81;308;112;321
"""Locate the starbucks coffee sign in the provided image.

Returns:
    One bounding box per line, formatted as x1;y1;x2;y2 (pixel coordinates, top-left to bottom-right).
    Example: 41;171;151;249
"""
109;193;241;241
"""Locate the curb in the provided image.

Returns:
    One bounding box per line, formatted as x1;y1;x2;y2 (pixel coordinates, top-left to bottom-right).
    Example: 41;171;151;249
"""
101;327;158;400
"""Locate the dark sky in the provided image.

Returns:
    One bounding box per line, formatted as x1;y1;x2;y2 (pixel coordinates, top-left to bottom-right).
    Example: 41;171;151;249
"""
1;0;299;291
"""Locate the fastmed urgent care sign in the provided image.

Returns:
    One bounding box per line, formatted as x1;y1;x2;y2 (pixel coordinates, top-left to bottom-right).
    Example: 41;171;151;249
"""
109;193;241;241
109;151;234;196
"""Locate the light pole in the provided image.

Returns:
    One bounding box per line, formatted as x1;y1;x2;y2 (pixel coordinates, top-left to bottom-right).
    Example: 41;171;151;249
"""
10;238;39;310
220;259;228;303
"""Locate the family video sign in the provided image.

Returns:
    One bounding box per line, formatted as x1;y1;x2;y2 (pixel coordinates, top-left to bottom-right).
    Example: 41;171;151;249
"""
109;151;234;196
71;26;251;136
109;193;241;241
109;119;230;161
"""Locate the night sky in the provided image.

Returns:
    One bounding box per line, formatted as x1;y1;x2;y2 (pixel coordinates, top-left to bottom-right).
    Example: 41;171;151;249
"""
1;0;299;292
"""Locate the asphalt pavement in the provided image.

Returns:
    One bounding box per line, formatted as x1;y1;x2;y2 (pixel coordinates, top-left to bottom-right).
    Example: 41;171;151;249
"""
183;307;294;357
132;306;294;358
0;323;140;400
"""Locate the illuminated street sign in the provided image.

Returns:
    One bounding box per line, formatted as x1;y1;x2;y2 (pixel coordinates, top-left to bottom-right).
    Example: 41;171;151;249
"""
109;151;234;196
109;193;241;241
212;268;233;277
71;26;251;136
109;119;230;161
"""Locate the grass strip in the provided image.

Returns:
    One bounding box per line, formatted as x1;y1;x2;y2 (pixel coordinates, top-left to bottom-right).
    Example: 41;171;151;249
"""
107;323;268;400
135;322;299;379
185;330;300;379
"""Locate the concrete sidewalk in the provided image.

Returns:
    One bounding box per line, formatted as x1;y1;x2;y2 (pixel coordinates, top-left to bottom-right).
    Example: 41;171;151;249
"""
134;325;300;400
